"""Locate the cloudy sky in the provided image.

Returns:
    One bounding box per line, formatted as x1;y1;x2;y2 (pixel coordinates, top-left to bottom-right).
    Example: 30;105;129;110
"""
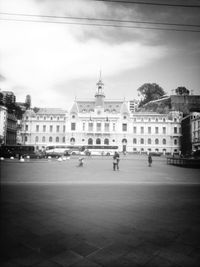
0;0;200;109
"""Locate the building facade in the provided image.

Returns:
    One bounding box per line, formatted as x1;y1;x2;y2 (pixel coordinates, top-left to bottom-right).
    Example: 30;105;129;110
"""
21;78;182;155
0;105;7;144
191;112;200;151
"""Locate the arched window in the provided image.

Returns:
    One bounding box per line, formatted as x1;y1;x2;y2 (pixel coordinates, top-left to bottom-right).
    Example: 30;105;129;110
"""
140;138;144;144
155;138;159;145
122;138;127;144
35;136;39;143
148;138;151;145
174;139;177;145
49;136;53;142
133;138;137;144
56;136;59;143
104;138;109;145
42;136;45;143
88;138;93;145
162;138;166;145
96;138;101;145
70;137;75;143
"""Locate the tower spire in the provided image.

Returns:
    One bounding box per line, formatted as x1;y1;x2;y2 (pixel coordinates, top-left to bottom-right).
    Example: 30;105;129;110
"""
95;72;105;107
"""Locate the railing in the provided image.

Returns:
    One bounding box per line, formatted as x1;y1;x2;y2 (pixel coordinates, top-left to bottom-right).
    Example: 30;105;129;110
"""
167;157;200;168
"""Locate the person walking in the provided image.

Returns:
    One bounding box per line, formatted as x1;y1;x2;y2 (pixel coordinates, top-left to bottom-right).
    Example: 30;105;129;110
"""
113;153;117;171
78;157;84;167
116;151;120;170
148;154;152;167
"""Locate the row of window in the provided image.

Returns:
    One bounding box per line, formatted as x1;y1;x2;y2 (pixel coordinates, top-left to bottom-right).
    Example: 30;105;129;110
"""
33;136;66;143
71;122;179;134
26;116;65;121
24;125;66;133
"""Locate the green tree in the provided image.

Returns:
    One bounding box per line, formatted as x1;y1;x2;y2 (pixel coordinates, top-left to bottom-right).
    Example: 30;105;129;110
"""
137;83;166;107
175;86;190;96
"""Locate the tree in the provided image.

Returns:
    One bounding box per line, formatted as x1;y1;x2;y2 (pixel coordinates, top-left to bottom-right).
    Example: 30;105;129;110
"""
175;86;190;96
137;83;166;107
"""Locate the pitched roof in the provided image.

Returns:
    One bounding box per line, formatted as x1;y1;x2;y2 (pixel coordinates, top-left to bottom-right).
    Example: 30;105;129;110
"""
36;108;67;115
120;101;130;114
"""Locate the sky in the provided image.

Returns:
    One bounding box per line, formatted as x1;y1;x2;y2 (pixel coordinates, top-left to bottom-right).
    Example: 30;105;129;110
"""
0;0;200;109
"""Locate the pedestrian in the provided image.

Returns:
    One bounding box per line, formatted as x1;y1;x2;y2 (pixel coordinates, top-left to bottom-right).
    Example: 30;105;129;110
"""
116;151;120;170
148;154;152;167
78;157;84;167
113;153;117;171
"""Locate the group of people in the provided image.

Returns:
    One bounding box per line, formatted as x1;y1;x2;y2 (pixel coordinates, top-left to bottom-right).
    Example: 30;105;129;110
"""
78;151;153;169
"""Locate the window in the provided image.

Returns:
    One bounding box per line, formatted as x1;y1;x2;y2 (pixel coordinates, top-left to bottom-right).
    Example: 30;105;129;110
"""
57;116;60;121
43;125;46;132
148;127;151;134
63;137;65;143
163;127;166;134
88;123;93;131
88;138;93;145
25;136;28;142
25;125;28;131
104;138;109;145
83;122;85;131
155;127;159;134
148;138;151;144
174;139;178;145
70;137;75;143
133;126;137;134
133;138;137;144
104;123;109;132
96;138;101;144
35;136;39;142
44;116;46;120
42;136;45;142
49;136;53;142
174;127;177;134
63;125;66;133
56;137;59;143
123;115;127;119
50;125;53;132
122;123;127;132
71;123;76;131
140;138;144;144
36;125;39;132
155;138;159;145
122;138;127;144
50;116;53;120
163;138;166;145
56;125;60;132
97;123;101;132
141;126;144;134
113;123;116;131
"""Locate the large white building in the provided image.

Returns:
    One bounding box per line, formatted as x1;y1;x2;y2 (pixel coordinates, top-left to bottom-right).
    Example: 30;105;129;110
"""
21;78;182;155
0;105;7;144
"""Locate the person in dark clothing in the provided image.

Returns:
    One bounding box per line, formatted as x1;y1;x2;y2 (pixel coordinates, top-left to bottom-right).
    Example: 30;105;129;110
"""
113;153;117;171
116;152;120;170
148;154;152;167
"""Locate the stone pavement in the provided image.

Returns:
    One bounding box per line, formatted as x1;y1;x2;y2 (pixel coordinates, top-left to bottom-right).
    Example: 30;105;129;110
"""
1;157;200;267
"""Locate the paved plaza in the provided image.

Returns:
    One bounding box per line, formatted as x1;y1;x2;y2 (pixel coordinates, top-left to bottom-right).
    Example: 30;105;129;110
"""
1;156;200;266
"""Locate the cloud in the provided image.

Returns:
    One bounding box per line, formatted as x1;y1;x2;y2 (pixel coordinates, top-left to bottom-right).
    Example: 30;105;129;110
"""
0;0;167;107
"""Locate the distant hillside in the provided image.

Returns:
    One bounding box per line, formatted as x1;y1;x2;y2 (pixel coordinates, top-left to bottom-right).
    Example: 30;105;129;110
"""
137;95;200;115
138;97;171;114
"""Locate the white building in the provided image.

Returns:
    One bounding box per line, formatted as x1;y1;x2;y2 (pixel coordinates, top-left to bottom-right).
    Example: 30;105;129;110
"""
21;77;182;155
191;112;200;151
0;105;7;144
